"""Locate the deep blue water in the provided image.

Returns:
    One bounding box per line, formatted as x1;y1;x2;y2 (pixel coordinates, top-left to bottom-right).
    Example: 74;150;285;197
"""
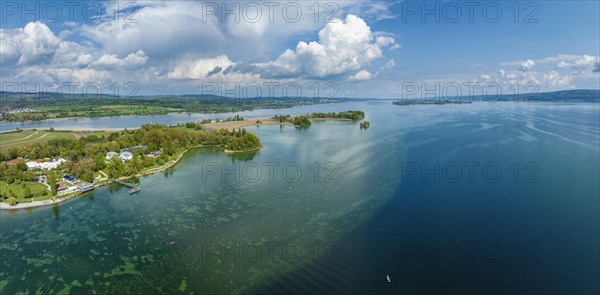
262;102;600;294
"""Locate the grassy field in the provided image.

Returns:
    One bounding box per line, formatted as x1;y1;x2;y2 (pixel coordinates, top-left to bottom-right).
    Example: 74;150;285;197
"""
0;181;49;201
0;130;76;153
0;130;114;153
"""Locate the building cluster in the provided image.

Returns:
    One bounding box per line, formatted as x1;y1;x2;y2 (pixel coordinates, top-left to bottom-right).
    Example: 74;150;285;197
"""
7;108;35;114
106;146;152;161
25;158;66;170
120;146;147;154
57;174;94;194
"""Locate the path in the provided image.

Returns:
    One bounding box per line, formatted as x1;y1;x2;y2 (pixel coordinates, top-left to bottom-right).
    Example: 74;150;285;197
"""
3;133;48;147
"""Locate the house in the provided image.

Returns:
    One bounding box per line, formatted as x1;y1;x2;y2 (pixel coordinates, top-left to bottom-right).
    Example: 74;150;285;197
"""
62;175;78;184
106;152;119;160
147;150;161;158
76;182;95;192
57;183;68;193
26;161;40;170
5;158;24;167
120;146;148;154
119;151;133;161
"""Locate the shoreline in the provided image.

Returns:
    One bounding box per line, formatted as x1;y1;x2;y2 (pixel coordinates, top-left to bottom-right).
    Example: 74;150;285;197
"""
0;144;225;210
0;196;71;210
224;146;261;154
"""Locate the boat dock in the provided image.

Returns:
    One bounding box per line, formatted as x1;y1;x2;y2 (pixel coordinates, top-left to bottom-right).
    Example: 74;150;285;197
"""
110;179;141;194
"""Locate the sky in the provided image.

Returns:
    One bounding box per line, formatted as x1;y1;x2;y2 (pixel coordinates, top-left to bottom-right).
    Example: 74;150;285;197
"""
0;0;599;99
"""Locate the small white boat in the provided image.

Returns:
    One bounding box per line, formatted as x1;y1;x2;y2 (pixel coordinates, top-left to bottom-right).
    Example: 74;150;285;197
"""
386;275;391;283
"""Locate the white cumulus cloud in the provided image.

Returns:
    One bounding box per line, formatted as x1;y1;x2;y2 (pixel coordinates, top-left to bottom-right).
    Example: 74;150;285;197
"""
348;70;372;81
168;55;235;79
556;55;598;70
0;21;60;66
264;14;398;79
91;50;149;70
520;59;535;71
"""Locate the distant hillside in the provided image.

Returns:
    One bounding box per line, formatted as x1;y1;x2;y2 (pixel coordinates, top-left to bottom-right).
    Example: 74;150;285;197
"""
470;89;600;102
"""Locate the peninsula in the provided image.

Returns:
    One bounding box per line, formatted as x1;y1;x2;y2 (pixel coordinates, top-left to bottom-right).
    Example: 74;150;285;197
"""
0;111;366;208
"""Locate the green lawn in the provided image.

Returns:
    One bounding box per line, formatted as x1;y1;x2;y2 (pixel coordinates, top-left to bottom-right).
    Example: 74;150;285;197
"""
0;181;50;202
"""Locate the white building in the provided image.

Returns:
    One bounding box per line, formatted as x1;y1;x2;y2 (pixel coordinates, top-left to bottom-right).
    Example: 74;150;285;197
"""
26;158;66;170
119;151;133;161
106;152;119;160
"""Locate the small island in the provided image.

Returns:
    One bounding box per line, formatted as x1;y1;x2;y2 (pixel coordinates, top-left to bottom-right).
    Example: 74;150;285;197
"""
360;121;370;129
292;116;312;128
274;111;366;128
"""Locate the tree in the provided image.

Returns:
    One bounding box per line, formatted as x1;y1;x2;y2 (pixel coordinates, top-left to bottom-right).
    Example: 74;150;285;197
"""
132;155;142;171
93;154;106;170
23;186;33;198
7;197;17;206
47;170;57;196
292;116;311;128
68;158;96;182
16;161;27;172
162;137;175;155
106;157;124;179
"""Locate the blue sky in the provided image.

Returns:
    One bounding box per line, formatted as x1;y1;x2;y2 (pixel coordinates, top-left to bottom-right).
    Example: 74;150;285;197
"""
1;1;598;98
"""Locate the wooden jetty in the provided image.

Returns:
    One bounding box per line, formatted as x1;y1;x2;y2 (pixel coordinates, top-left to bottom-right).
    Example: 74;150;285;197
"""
110;179;141;194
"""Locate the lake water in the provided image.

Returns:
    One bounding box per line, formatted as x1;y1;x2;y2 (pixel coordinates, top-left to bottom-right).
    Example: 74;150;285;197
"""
1;101;598;294
0;102;361;132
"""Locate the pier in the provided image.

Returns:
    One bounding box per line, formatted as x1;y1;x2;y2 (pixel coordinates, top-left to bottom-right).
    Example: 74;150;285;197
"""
110;179;141;194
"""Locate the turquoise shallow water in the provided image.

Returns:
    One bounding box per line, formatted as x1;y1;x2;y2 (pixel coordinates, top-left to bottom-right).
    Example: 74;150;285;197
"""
1;101;599;294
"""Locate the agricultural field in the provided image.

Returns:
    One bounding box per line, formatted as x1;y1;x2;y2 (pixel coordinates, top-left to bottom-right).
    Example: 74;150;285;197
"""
0;130;114;153
34;105;182;118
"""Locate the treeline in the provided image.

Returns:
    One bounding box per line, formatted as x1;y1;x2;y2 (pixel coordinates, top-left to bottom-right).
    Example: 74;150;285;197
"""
274;114;311;127
309;111;365;120
292;116;311;127
1;112;49;121
0;124;260;182
223;114;244;122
